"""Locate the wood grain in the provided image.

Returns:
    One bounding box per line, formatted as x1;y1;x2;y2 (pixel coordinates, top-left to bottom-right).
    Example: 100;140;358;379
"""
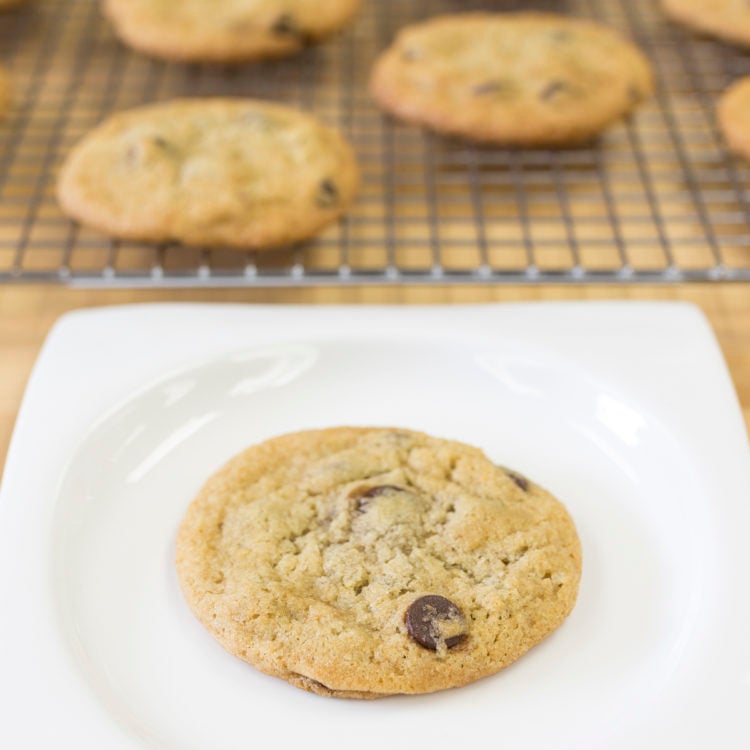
1;284;748;473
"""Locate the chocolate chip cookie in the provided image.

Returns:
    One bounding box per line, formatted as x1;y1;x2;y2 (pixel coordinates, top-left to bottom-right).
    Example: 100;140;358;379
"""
370;13;654;146
0;67;10;120
718;77;750;160
104;0;361;63
56;98;359;250
176;427;582;698
662;0;750;47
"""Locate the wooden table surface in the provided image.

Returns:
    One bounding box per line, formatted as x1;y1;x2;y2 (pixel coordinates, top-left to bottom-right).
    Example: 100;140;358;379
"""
1;283;749;473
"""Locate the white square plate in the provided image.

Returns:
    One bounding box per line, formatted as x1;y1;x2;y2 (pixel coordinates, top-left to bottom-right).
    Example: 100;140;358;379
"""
1;303;749;749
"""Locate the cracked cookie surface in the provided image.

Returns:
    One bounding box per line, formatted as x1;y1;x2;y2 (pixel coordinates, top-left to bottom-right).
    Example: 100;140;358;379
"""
370;12;653;146
104;0;361;62
176;427;582;698
662;0;750;47
56;98;359;250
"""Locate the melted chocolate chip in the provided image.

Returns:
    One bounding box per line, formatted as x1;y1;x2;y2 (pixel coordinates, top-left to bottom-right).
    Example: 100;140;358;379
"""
472;79;514;97
349;484;406;511
359;485;405;499
272;13;300;36
290;673;335;694
316;178;340;208
405;595;467;650
540;80;569;101
505;469;529;492
153;136;170;149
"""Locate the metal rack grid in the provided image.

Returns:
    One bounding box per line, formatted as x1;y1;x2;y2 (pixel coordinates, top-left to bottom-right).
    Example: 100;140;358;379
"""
1;0;750;286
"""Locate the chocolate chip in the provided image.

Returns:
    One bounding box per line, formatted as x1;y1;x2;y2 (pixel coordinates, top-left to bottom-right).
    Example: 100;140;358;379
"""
472;79;514;97
405;595;467;651
153;136;170;149
349;484;405;510
359;485;405;499
316;178;339;208
505;469;529;492
540;80;569;101
290;673;335;694
272;13;300;36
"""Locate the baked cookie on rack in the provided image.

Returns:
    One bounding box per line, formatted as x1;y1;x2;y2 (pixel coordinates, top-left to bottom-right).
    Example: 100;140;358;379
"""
661;0;750;47
718;77;750;161
176;427;582;698
0;67;10;120
370;13;654;146
57;99;359;250
103;0;361;63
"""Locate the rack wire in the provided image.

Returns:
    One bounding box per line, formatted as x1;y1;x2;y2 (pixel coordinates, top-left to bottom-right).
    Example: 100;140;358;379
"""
1;0;750;286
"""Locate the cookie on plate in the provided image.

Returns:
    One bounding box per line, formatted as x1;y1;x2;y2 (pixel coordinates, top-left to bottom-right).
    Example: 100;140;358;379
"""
718;77;750;160
370;12;653;146
661;0;750;47
176;427;582;698
57;98;359;250
103;0;361;63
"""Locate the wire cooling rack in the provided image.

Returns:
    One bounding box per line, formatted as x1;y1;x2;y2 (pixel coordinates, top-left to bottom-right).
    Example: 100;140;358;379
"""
1;0;750;286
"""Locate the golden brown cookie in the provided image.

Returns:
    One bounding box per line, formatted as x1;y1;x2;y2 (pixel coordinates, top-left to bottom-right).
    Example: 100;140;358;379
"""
0;67;10;120
718;77;750;160
176;427;582;698
662;0;750;47
370;12;654;146
56;98;359;250
104;0;361;63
